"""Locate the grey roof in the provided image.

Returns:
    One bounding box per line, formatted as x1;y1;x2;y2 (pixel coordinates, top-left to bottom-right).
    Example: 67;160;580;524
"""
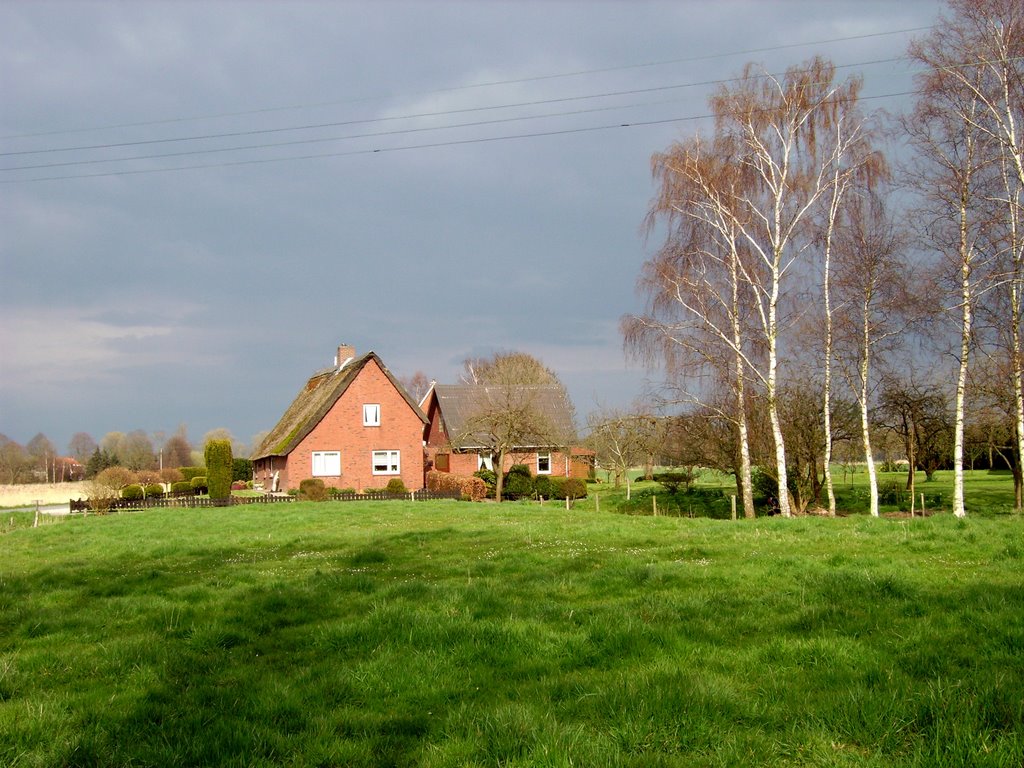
252;352;427;460
432;383;576;450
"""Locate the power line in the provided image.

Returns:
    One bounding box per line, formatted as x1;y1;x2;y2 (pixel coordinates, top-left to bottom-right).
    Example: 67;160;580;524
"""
1;25;931;143
0;55;915;170
1;90;915;185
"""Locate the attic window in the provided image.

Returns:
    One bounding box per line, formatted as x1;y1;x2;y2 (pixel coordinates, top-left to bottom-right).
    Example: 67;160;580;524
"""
363;404;381;426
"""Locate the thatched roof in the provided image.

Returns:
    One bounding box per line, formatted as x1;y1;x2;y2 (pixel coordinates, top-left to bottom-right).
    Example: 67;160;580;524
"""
431;383;576;450
252;352;426;460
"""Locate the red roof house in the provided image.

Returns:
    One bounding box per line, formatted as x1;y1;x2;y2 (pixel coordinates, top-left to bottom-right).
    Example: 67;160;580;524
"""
252;345;428;492
421;383;594;480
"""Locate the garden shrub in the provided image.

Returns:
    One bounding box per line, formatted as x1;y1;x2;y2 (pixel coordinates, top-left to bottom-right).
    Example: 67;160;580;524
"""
654;471;695;494
179;466;206;482
503;464;535;500
385;478;408;495
298;478;328;501
205;439;233;505
160;467;185;484
144;483;165;498
95;466;137;491
121;484;145;501
474;469;497;498
329;487;357;497
560;477;588;500
137;470;162;486
232;458;253;483
190;476;208;494
534;475;555;499
426;470;487;501
171;481;192;495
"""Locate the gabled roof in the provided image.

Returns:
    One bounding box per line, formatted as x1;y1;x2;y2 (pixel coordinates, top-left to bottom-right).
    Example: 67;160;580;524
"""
430;383;576;450
252;352;427;460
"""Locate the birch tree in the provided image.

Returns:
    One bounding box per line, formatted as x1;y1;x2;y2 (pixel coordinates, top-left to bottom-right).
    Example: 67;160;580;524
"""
833;189;905;517
706;56;868;517
624;136;758;518
908;15;1000;517
627;56;871;518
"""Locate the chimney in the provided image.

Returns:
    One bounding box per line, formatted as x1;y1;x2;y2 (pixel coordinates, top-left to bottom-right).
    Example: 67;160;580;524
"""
335;343;356;368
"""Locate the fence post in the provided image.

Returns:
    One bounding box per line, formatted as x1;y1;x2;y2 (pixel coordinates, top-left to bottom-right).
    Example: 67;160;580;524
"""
731;494;737;521
34;500;41;528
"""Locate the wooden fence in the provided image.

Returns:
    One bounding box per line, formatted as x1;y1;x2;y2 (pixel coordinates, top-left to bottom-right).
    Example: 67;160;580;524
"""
68;489;462;513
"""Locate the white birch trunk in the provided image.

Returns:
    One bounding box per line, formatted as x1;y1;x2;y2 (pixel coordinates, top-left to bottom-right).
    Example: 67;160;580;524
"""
953;219;971;519
860;299;879;517
768;283;791;518
731;245;756;519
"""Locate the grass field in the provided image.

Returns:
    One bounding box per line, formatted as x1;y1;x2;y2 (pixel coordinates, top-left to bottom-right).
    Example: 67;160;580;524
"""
1;495;1022;767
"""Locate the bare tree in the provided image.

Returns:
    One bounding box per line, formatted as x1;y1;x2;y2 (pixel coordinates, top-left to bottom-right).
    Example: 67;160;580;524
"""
877;376;955;508
162;426;193;469
68;432;98;464
399;370;432;404
586;407;656;499
627;56;869;518
833;188;906;517
455;351;576;502
908;0;1023;515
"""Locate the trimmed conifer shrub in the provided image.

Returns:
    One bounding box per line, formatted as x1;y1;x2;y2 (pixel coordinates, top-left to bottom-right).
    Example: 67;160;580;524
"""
385;478;408;494
205;439;233;506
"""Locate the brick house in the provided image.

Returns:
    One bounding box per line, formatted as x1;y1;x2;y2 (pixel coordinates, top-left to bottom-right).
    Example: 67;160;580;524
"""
421;383;595;479
252;345;428;492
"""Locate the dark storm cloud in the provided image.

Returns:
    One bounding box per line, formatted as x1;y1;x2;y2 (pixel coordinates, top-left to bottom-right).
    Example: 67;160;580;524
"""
0;0;942;450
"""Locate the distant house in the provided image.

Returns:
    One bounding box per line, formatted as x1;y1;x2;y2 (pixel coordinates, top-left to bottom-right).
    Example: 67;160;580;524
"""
421;383;594;479
252;345;428;492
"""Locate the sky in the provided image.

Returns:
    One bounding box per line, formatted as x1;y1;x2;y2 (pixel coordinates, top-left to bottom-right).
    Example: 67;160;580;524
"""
0;0;944;455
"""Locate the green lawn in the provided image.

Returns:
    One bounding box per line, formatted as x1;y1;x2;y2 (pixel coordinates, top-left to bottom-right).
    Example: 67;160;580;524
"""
595;467;1020;518
1;501;1022;767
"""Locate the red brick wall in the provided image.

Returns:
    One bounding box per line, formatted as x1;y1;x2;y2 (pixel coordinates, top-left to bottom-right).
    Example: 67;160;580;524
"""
434;448;593;479
282;359;426;491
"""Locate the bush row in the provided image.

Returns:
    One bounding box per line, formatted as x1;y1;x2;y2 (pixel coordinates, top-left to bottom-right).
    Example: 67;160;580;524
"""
475;465;588;501
426;470;488;501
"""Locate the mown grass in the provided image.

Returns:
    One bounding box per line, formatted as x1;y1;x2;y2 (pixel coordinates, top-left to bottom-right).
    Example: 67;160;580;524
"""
1;501;1022;767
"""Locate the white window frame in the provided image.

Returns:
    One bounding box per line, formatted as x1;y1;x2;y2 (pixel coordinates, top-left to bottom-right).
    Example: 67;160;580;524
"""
478;452;494;472
311;450;341;477
363;403;381;427
537;452;552;475
371;450;401;475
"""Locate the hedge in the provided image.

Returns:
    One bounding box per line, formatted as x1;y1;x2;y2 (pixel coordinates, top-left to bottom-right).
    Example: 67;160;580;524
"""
426;470;487;501
205;440;233;504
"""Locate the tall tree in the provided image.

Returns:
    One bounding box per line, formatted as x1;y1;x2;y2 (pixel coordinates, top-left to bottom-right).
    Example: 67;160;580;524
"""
68;432;98;464
399;370;432;404
627;56;869;518
833;188;906;517
908;9;1005;517
586;407;656;499
162;426;193;469
455;351;576;503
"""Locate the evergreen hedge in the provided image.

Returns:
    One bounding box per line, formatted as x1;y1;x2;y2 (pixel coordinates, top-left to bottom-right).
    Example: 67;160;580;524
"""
205;440;233;505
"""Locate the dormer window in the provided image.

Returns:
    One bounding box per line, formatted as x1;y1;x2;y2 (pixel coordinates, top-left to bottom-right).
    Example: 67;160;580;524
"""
363;404;381;426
